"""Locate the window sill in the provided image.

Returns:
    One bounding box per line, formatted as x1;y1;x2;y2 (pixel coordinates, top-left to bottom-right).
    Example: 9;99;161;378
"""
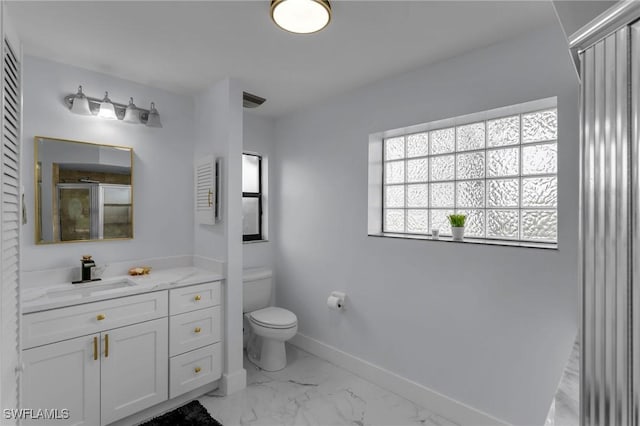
368;233;557;250
243;239;269;245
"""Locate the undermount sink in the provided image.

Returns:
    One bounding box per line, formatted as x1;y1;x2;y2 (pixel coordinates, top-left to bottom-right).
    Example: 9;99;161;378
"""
47;279;136;299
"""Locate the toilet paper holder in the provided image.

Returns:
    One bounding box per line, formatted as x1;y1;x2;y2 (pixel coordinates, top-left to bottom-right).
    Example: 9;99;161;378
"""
327;291;346;310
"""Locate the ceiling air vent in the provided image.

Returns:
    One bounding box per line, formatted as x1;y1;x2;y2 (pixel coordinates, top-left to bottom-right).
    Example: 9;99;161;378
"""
243;91;266;108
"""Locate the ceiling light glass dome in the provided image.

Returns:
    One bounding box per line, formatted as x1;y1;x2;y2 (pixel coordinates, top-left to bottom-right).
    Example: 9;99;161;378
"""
271;0;331;34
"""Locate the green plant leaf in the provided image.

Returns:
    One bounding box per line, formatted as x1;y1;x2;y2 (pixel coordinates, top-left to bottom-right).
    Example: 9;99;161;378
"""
448;214;466;227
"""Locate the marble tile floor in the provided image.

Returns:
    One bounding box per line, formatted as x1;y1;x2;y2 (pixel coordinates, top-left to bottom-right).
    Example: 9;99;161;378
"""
545;340;579;426
199;345;460;426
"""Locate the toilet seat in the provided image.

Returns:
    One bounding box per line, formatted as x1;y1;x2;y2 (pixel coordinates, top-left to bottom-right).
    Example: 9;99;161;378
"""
249;307;297;329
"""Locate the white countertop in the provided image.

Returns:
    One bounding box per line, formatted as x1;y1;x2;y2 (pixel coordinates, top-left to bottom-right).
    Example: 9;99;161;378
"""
22;267;224;314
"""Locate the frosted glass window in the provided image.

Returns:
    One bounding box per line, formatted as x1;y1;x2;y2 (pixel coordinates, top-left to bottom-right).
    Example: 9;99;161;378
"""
456;122;485;151
430;182;454;208
242;198;260;235
407;210;429;233
487;210;519;239
522;110;557;143
385;161;405;184
456;152;485;179
242;154;260;193
384;209;405;232
456;180;484;208
458;209;485;238
522;177;557;208
487;116;519;147
385;137;405;160
430;155;454;181
407;184;429;208
407;133;429;157
522;143;557;175
487;147;519;177
487;179;519;207
407;158;428;182
385;185;404;208
381;104;557;244
430;128;455;155
521;210;557;241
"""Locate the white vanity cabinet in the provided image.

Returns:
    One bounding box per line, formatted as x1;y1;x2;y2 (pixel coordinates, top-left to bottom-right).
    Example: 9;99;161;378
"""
21;279;223;426
100;317;168;425
21;334;100;426
22;293;169;426
168;281;222;398
22;318;167;426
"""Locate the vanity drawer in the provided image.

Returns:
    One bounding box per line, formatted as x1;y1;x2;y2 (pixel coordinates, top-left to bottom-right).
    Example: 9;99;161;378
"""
169;306;221;357
169;343;222;399
23;291;168;349
169;281;220;315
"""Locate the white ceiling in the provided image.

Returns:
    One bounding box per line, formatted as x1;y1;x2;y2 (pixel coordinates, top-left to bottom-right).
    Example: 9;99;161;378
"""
7;1;558;118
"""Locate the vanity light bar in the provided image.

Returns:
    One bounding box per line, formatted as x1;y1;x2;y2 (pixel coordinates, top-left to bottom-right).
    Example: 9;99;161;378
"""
64;86;162;128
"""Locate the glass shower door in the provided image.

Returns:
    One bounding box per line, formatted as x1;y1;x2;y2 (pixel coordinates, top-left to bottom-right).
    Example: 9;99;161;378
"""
58;184;98;241
100;184;132;239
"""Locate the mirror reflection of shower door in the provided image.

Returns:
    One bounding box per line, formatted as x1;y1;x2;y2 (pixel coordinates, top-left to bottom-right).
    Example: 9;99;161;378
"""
57;184;99;241
99;184;132;239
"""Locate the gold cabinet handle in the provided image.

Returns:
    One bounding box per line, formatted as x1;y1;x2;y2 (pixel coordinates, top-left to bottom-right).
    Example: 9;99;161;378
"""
96;314;106;321
93;336;98;361
194;327;202;333
194;295;201;301
104;334;109;358
208;189;213;207
194;367;201;373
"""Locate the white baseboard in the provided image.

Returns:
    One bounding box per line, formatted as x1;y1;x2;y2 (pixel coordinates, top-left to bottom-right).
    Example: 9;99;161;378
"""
221;368;247;395
289;333;510;426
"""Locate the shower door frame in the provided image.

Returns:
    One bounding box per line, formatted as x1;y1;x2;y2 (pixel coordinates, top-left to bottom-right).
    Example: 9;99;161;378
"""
570;3;640;425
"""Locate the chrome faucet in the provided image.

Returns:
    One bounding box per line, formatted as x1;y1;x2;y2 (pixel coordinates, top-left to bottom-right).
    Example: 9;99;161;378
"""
72;255;102;284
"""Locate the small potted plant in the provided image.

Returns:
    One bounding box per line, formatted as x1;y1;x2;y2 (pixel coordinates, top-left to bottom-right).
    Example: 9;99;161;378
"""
448;214;467;241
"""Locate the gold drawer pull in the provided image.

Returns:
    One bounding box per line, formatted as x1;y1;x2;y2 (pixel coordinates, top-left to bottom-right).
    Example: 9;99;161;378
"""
194;367;201;373
104;334;109;358
194;295;201;301
93;336;98;361
96;314;106;321
194;327;202;333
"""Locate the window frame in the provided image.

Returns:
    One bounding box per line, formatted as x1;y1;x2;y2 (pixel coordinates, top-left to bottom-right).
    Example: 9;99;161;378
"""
242;152;263;242
371;97;558;248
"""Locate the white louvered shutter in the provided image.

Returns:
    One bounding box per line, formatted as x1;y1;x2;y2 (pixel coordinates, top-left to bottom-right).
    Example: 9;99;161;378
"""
195;155;216;225
1;36;21;414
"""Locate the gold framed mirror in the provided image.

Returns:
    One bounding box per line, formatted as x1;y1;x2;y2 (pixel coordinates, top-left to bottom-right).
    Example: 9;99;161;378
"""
34;136;134;244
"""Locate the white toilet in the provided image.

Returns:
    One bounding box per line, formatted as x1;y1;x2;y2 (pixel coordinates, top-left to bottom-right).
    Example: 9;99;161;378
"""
243;268;298;371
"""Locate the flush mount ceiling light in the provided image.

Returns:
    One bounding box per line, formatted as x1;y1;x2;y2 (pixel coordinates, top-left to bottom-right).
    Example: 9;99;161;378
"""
270;0;331;34
64;86;162;128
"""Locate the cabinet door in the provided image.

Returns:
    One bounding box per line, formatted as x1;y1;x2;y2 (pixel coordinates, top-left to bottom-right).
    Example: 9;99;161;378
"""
22;335;100;426
194;155;216;225
100;318;168;425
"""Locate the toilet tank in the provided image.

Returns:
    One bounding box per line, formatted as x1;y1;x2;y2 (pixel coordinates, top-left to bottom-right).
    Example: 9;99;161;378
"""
243;267;273;313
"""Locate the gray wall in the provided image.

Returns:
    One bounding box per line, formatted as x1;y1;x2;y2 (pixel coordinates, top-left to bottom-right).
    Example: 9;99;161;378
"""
21;56;195;271
243;112;276;270
272;25;579;425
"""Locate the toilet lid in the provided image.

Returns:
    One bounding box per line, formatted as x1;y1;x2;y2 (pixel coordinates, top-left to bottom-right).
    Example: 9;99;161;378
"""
249;307;297;329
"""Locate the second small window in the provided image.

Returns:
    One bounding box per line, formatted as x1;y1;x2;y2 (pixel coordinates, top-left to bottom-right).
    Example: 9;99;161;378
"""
242;153;263;241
